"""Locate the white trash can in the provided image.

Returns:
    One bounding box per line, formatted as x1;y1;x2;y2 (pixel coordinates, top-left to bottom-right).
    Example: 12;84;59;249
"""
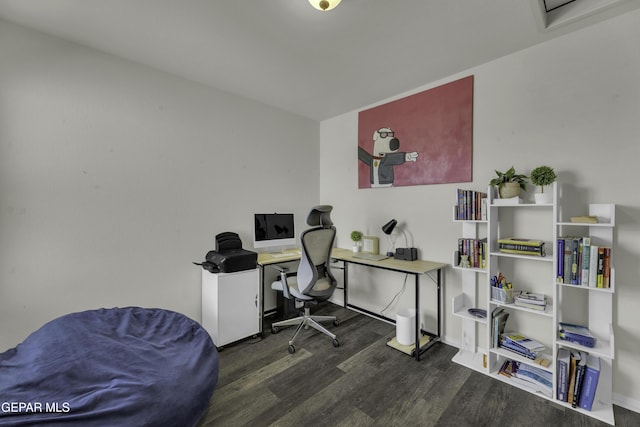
396;309;416;346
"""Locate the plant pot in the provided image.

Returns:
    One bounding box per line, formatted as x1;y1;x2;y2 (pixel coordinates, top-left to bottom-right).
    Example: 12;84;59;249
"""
534;191;553;204
498;182;521;199
352;243;361;253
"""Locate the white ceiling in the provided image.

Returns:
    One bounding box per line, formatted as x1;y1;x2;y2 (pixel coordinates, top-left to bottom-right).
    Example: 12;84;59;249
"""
0;0;638;121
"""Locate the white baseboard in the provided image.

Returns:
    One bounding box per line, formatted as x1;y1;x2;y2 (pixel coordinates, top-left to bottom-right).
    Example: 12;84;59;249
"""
613;393;640;414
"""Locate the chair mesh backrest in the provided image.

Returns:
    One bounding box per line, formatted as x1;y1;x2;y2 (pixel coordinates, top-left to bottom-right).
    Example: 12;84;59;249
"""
296;226;337;300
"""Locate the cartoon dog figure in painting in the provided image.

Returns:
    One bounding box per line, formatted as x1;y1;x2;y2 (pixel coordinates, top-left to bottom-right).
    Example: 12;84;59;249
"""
358;127;419;188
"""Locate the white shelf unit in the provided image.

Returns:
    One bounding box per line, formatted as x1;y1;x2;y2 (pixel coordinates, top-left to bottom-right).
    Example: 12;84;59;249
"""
451;202;488;374
555;202;616;425
485;182;557;402
450;182;616;425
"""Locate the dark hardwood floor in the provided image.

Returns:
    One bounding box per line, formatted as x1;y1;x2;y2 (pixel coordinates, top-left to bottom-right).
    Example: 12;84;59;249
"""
198;304;638;427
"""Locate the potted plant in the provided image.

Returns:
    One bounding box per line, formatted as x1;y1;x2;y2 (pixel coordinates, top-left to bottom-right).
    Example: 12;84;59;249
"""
530;165;556;204
489;166;528;199
350;230;363;252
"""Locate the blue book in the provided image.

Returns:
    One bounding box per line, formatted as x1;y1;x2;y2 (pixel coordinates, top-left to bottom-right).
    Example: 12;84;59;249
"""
578;355;601;411
559;322;596;348
500;340;537;359
557;238;565;282
557;348;570;401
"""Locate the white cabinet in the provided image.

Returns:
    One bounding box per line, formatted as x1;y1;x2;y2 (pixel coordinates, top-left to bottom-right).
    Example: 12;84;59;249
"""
201;268;260;348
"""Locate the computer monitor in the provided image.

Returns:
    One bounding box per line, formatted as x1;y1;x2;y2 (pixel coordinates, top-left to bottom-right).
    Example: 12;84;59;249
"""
253;213;296;250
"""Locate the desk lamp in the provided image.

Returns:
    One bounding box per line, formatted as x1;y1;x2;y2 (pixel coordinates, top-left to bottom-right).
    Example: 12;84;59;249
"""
382;219;400;256
382;219;416;260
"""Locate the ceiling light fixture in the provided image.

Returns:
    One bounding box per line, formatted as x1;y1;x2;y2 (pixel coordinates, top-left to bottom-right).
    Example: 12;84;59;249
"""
308;0;342;12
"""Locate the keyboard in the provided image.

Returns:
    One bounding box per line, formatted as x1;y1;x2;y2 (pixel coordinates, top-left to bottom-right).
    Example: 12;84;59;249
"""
352;253;389;261
270;251;300;258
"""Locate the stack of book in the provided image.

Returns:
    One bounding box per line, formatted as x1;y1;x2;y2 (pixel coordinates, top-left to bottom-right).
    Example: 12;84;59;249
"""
557;349;601;411
456;238;487;269
500;332;546;360
557;236;612;287
498;360;553;397
558;322;596;348
498;237;546;257
455;189;487;221
514;291;547;311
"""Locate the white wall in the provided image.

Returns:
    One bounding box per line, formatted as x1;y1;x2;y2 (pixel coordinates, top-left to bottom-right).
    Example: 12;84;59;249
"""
320;9;640;410
0;19;319;348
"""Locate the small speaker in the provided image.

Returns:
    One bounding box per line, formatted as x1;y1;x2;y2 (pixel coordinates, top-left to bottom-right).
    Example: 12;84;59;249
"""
394;247;417;261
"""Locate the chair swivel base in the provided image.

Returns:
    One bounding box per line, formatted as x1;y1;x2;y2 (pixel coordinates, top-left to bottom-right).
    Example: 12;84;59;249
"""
271;307;339;354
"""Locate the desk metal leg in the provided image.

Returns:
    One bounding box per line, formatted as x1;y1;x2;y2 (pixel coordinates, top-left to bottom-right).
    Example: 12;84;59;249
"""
259;265;265;337
414;267;444;361
415;273;420;361
343;261;349;308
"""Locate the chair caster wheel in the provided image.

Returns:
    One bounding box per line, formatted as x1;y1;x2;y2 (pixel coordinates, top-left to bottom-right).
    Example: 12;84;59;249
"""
271;326;279;334
333;319;339;327
288;344;296;354
332;338;340;348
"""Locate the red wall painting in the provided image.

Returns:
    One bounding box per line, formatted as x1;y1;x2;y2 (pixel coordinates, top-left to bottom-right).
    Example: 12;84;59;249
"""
358;75;473;188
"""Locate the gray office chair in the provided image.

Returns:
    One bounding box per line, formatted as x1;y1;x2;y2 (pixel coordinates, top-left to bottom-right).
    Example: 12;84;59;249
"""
270;205;339;354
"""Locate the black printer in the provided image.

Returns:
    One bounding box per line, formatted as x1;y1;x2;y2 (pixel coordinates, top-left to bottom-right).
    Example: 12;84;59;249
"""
195;232;257;273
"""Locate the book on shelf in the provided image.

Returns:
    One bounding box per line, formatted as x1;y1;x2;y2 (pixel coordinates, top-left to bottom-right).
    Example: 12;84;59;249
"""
572;351;589;408
581;237;591;286
603;247;611;288
499;360;552;397
557;238;565;283
558;322;596;348
570;215;598;224
514;300;546;311
498;237;545;257
570;237;581;284
578;354;601;411
567;351;582;406
514;291;546;305
500;340;538;359
513;290;546;311
455;189;487;221
596;247;605;287
588;244;599;287
492;308;509;349
557;348;570;402
503;332;546;353
514;362;553;397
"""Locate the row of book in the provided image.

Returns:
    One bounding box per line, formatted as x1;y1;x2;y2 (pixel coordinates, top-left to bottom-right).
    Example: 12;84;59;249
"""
557;236;612;288
499;359;553;397
498;237;546;257
456;238;487;268
455;189;487;221
557;349;601;411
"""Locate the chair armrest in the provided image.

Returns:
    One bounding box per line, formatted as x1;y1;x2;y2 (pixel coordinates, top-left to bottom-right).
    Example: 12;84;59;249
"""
272;265;289;273
272;265;296;300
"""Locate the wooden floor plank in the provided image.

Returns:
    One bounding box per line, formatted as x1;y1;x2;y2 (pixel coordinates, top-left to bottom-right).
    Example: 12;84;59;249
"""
199;303;639;427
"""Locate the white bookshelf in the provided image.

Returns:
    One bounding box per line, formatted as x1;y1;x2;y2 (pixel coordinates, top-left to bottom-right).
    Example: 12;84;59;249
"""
555;200;616;424
450;182;616;425
451;194;488;374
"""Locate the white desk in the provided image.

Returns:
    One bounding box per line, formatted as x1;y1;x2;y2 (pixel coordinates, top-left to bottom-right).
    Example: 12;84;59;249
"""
257;248;448;361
